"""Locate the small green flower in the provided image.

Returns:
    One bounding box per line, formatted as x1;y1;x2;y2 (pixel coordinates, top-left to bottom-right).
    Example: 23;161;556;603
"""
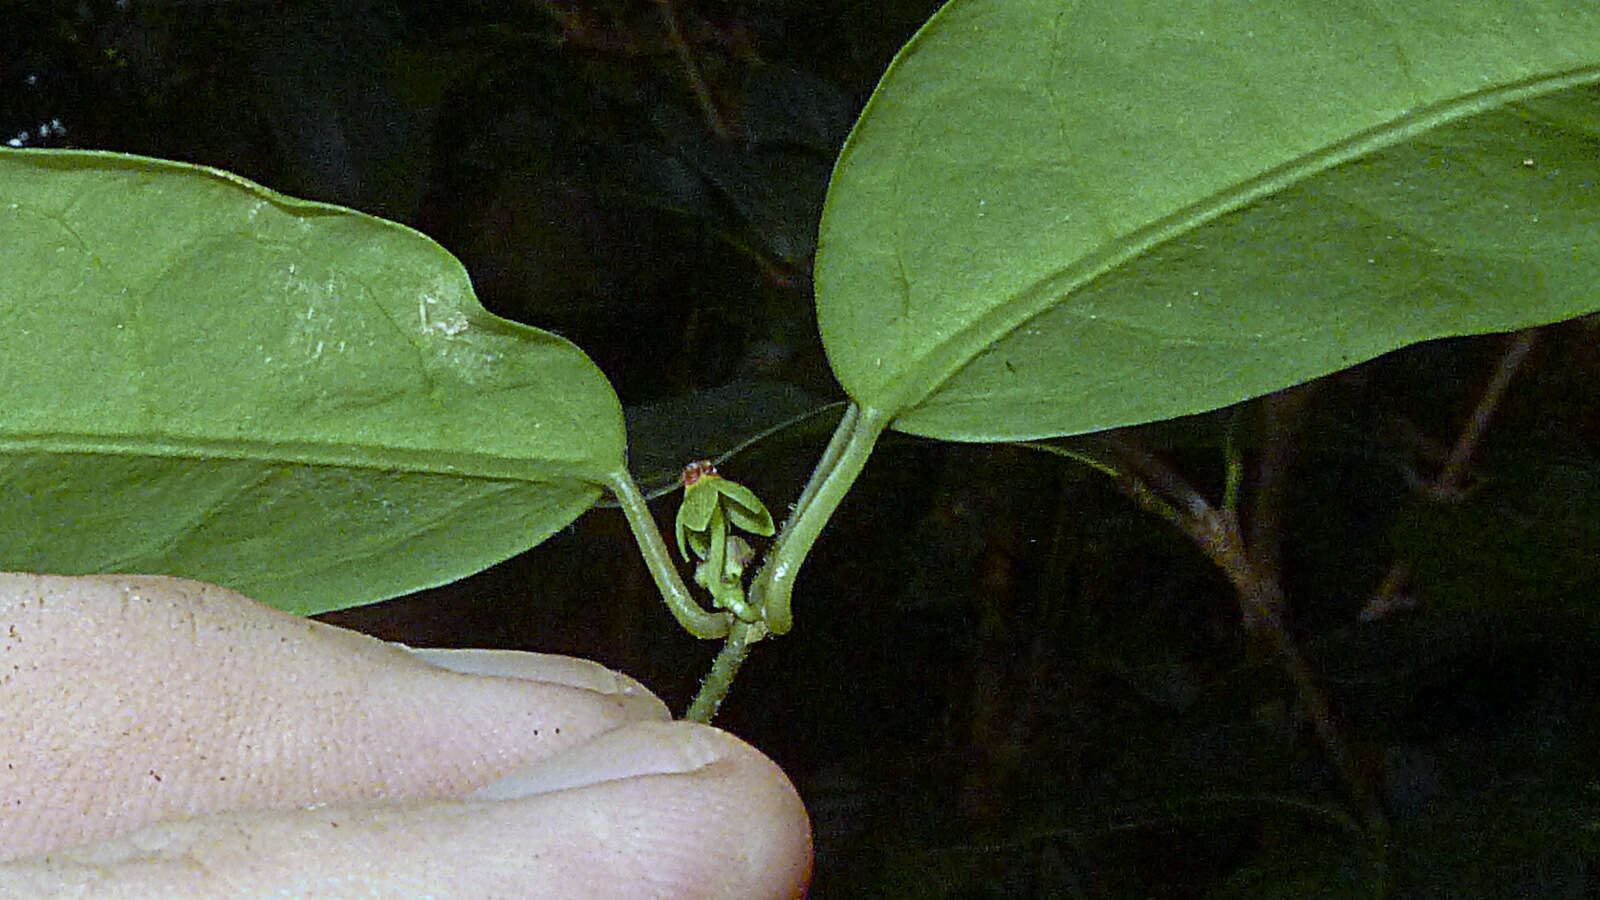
675;460;774;622
675;460;775;561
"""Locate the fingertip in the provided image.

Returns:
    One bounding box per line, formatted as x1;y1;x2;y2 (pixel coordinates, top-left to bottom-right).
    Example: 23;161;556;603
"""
674;723;814;899
471;720;813;898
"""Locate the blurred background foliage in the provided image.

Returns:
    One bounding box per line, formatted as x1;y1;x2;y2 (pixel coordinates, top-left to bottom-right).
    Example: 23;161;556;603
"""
6;1;1600;895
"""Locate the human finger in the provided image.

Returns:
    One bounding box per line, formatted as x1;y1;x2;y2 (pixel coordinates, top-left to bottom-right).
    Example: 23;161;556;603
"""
0;573;668;860
0;719;812;899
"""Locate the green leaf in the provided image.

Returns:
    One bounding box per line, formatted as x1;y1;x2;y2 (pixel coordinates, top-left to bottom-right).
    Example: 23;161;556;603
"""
816;0;1600;441
0;148;626;615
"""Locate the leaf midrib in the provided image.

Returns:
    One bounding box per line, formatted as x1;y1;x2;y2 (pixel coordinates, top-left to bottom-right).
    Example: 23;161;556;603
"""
0;432;607;483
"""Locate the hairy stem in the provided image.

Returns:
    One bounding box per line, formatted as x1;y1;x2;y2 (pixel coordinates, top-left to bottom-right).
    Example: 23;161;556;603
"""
750;403;889;634
790;402;859;514
684;404;883;718
685;619;764;722
604;468;731;639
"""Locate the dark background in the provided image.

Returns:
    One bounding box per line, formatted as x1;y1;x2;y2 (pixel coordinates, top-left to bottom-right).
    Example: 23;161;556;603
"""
8;2;1600;895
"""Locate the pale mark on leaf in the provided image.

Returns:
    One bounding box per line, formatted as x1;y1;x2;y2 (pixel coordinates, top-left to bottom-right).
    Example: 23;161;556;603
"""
418;293;470;337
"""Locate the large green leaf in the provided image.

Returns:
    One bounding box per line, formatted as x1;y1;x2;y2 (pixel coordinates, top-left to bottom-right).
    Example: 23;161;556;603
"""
816;0;1600;441
0;149;626;614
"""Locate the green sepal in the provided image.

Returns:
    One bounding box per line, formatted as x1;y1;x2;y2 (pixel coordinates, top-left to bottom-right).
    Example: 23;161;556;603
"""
675;473;776;561
675;478;723;559
710;479;776;537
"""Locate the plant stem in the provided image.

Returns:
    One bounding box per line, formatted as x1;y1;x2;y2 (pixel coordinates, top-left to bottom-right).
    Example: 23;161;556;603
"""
1095;434;1389;838
750;403;889;634
685;619;764;722
1248;385;1313;585
791;402;859;514
604;468;731;639
1434;327;1538;496
651;0;728;138
1362;328;1537;620
682;404;882;718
